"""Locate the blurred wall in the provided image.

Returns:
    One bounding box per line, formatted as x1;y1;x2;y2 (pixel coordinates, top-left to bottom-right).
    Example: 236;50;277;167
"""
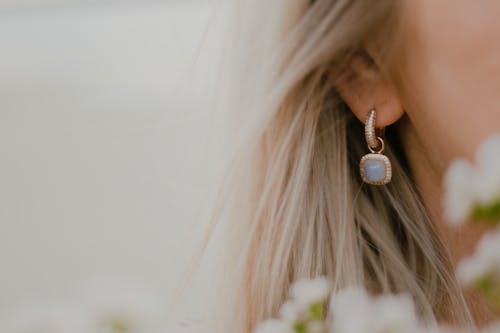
0;0;227;319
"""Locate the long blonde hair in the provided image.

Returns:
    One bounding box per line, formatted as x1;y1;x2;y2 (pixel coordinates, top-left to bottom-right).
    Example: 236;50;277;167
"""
201;0;474;332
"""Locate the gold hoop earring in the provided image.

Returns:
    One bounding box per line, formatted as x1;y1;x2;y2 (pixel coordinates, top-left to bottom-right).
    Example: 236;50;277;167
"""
359;109;392;185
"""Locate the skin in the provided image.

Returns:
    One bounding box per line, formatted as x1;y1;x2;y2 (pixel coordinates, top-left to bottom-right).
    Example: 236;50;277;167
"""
336;0;500;325
400;1;500;324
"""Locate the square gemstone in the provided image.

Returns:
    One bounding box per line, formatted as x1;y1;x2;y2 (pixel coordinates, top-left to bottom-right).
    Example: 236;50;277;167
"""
360;154;392;185
364;159;386;181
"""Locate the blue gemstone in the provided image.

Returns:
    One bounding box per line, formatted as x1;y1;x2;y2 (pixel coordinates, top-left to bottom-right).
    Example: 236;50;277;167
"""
363;159;386;182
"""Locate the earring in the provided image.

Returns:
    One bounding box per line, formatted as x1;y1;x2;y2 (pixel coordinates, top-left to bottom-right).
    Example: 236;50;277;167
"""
359;109;392;185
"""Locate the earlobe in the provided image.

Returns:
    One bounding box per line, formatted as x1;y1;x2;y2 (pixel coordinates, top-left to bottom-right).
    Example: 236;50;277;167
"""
332;52;405;128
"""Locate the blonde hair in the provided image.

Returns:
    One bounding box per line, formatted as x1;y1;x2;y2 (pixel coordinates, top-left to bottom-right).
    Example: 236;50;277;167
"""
200;0;474;332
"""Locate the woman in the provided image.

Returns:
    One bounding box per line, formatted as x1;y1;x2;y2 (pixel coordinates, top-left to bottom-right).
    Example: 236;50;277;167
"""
203;1;499;332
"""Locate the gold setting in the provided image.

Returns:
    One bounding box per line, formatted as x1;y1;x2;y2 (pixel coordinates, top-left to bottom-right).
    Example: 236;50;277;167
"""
360;153;392;185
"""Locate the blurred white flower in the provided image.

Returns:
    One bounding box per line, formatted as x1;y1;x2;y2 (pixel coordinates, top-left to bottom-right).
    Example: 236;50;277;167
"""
371;293;420;333
456;228;500;289
254;319;294;333
329;287;372;333
77;275;166;333
255;277;332;333
329;287;421;333
173;319;210;333
443;158;475;225
279;300;304;323
289;277;332;306
0;301;93;333
482;321;500;333
475;134;500;205
444;133;500;225
427;324;465;333
456;254;490;289
305;320;325;333
0;276;170;333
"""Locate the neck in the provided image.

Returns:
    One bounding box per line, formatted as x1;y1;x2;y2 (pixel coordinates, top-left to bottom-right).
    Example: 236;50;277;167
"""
397;117;496;326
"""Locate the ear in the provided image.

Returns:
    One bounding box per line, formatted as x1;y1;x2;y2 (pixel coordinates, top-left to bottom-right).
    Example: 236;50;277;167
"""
332;51;404;128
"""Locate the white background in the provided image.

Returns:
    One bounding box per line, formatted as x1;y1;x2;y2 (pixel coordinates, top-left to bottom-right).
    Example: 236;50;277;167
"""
0;0;228;324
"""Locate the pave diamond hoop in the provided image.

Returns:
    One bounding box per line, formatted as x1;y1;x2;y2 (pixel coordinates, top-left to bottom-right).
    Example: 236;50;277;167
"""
365;109;382;152
360;109;392;185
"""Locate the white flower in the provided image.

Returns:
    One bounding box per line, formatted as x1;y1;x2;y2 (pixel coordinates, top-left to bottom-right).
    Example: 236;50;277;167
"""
279;300;304;323
329;287;372;333
77;275;166;333
443;133;500;225
329;287;421;333
0;301;93;333
456;228;500;287
456;255;490;287
475;133;500;205
443;158;476;225
371;293;419;333
173;319;211;333
426;324;464;333
482;321;500;333
289;277;332;306
306;320;325;333
258;277;332;333
254;319;294;333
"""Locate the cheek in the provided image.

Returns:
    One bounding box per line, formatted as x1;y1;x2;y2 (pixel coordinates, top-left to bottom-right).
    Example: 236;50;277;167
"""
402;0;500;164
